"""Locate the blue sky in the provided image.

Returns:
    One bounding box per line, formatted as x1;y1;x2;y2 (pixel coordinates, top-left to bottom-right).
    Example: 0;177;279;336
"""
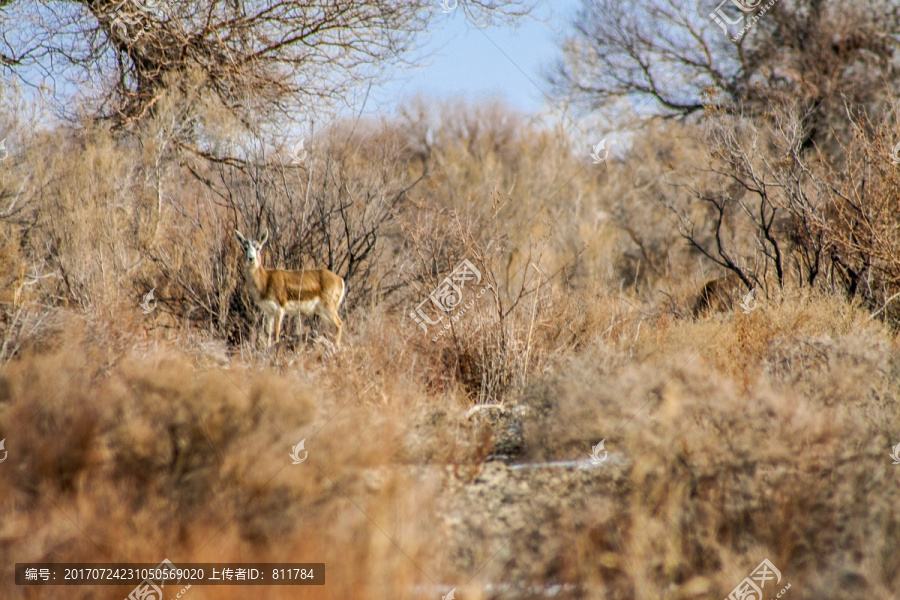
366;0;581;116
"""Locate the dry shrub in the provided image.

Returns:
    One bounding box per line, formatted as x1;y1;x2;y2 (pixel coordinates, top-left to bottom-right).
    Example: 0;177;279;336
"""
4;84;900;599
513;293;900;598
0;320;462;599
2;93;618;360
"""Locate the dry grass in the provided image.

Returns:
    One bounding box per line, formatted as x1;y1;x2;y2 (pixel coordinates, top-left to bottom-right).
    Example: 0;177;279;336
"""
519;292;899;596
1;96;899;599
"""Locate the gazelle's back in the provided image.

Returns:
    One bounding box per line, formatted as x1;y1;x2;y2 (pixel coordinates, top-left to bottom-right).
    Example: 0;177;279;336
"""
271;268;345;315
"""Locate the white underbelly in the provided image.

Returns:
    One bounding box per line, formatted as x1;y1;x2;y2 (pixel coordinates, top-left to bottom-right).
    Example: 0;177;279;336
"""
257;298;320;316
284;299;320;316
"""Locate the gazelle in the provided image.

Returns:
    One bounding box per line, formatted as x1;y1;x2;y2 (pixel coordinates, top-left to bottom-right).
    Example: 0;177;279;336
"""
691;273;742;317
233;229;345;348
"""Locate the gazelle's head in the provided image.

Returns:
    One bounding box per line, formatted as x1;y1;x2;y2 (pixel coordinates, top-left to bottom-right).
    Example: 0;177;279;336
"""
233;229;268;269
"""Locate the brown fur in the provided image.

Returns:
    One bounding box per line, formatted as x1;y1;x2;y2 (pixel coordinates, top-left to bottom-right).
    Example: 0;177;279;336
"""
692;273;741;317
235;230;345;347
249;267;344;310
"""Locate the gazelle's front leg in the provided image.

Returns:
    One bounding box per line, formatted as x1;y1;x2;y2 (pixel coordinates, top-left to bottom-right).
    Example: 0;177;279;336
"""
275;309;285;344
266;314;275;348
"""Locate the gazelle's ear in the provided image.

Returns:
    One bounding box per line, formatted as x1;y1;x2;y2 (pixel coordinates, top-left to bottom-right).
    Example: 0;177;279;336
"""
258;229;269;247
234;230;246;245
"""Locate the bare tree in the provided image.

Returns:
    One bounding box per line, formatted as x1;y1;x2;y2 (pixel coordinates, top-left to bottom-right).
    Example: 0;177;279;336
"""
661;103;900;321
551;0;900;151
0;0;534;136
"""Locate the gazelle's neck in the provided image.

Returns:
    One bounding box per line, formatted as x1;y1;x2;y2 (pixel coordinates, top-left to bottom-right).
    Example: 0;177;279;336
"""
244;261;268;300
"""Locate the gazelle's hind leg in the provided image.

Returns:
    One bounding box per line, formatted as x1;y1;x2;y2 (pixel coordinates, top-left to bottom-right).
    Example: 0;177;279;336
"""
330;279;345;347
314;302;343;347
294;314;303;341
326;305;343;347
